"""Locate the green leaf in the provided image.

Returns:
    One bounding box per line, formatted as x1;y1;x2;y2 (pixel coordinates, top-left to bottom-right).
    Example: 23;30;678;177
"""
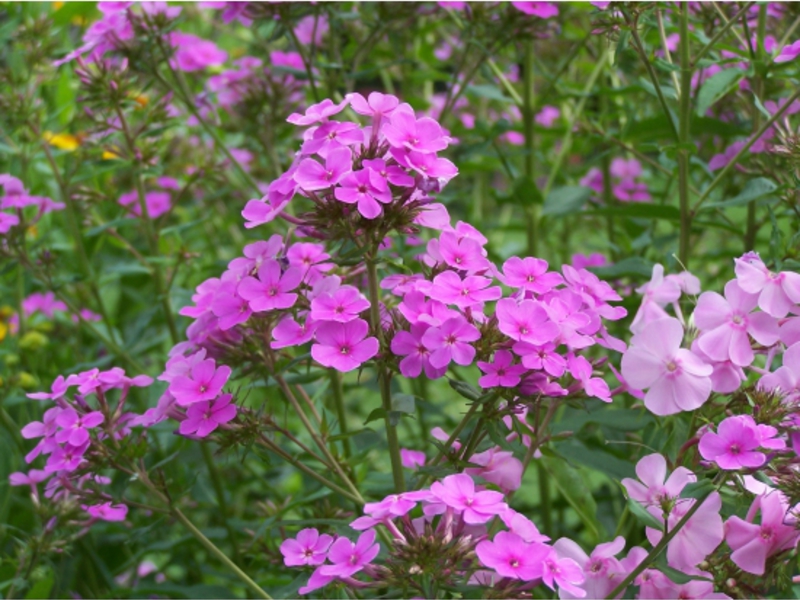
627;497;665;531
654;57;681;73
586;204;681;221
448;379;482;402
85;217;139;237
392;393;416;414
753;93;771;120
702;177;778;209
51;2;100;26
541;455;605;542
696;68;744;116
24;571;53;599
590;257;654;278
466;84;512;103
542;186;592;217
680;479;716;499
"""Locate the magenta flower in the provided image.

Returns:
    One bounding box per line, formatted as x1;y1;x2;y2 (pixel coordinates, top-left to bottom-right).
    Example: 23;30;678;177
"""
734;252;800;318
391;323;447;379
333;169;391;219
347;91;399;120
287;98;349;126
514;342;566;376
620;317;713;416
698;414;784;470
400;448;426;469
46;441;89;473
27;375;69;401
427;271;501;308
694;280;780;366
319;529;380;578
0;212;20;233
210;281;251;330
310;285;370;323
475;532;549;581
567;354;611;402
169;358;231;407
511;2;559;18
496;298;559;345
725;491;799;575
429;473;507;524
311;319;379;372
775;39;800;63
421;316;480;369
478;350;527;388
271;315;317;349
237;260;302;313
280;528;334;567
502;256;563;294
435;230;488;272
118;190;172;218
382;110;448;154
541;548;586;597
465;447;523;491
179;393;237;438
170;33;227;71
293;147;352;191
84;502;129;522
54;408;105;447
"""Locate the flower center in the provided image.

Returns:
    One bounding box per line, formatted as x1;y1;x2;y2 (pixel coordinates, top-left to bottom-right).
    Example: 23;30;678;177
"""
510;559;519;568
340;345;351;355
446;335;458;345
665;360;678;372
729;443;740;455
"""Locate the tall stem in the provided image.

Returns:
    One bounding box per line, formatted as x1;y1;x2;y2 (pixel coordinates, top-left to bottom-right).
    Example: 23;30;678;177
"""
523;39;539;257
365;255;405;493
201;444;241;562
746;5;768;251
678;4;694;267
329;369;352;458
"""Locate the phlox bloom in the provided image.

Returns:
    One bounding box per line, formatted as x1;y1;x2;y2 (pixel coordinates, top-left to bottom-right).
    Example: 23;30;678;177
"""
179;393;237;438
621;317;712;416
170;358;231;406
280;528;333;567
311;319;378;372
475;531;549;580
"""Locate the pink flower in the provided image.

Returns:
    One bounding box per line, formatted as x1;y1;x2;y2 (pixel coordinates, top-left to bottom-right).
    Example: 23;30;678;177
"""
347;91;399;128
465;447;523;491
118;190;171;218
759;341;800;399
287;98;349;126
429;473;507;523
84;502;128;521
568;354;611;402
310;285;370;323
421;316;480;369
475;532;549;580
511;2;559;18
179;393;237;437
391;323;447;379
427;271;501;308
694;280;780;366
294;147;352;191
170;33;227;71
725;492;799;575
271;315;317;349
734;252;800;318
27;375;69;401
478;350;527;388
622;453;696;508
280;528;334;567
553;536;628;600
541;548;586;597
311;319;379;372
698;414;784;470
496;298;559;345
621;317;712;416
382;111;448;154
54;408;105;446
535;105;561;127
237;260;302;312
502;256;563;294
333;169;391;219
433;230;489;272
513;342;566;376
319;529;380;578
210;281;251;330
775;39;800;63
400;448;426;469
169;358;231;407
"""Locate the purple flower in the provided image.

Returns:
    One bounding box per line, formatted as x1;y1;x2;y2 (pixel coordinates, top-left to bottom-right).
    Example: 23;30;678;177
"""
694;280;780;366
169;358;231;407
496;298;559;344
478;350;527;388
271;315;317;349
421;316;480;369
511;2;559;18
311;319;379;372
318;529;380;578
734;252;800;318
287;98;349;126
310;285;370;323
502;256;563;294
280;528;334;567
179;393;237;437
333;169;392;219
391;323;446;379
427;271;501;308
475;531;549;580
170;33;227;72
237;260;302;313
429;473;507;524
382;110;448;154
775;39;800;63
210;281;251;330
54;408;105;446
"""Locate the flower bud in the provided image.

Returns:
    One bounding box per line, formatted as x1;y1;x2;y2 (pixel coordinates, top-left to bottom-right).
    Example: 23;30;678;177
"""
17;372;38;390
19;331;48;352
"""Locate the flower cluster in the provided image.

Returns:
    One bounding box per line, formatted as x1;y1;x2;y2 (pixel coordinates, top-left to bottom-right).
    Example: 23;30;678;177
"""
0;173;64;235
581;157;651;203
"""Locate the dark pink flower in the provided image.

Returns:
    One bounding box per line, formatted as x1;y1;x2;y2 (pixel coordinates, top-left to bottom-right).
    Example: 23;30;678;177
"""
238;260;302;312
421;316;480;368
287;98;349;126
478;350;527;388
319;529;380;578
311;319;378;372
429;473;507;523
169;358;231;407
311;285;370;323
54;408;105;446
382;110;448;154
698;414;784;470
476;532;549;580
294;147;352;191
427;271;501;308
391;323;447;379
179;393;237;437
496;298;559;345
511;2;559;18
170;33;227;72
502;256;563;294
271;315;317;349
84;502;128;521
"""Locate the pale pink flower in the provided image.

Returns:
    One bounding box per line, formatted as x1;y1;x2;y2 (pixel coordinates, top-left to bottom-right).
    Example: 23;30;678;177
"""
280;528;333;567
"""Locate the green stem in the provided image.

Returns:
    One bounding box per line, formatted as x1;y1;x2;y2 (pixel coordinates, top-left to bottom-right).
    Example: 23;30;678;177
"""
605;485;724;599
171;507;272;600
329;369;352;458
523;39;539;257
365;255;405;493
537;463;553;538
693;2;755;65
678;3;694;267
745;5;768;251
201;444;241;562
693;86;800;211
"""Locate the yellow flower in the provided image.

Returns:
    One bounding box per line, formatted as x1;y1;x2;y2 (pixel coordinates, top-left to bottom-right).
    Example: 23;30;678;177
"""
43;131;81;151
102;149;121;160
52;1;64;9
132;93;149;108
